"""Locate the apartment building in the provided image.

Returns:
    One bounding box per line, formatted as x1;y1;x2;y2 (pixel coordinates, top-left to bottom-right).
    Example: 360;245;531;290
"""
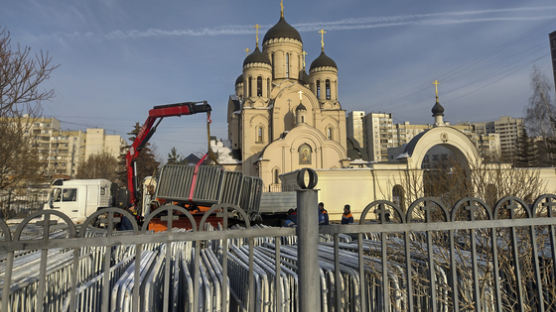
363;113;397;161
18;116;124;178
85;128;125;160
24;117;85;177
346;111;365;149
451;123;502;161
395;122;431;146
484;116;524;162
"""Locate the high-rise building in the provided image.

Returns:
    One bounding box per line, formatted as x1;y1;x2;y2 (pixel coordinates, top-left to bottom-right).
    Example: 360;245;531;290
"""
22;116;85;177
14;116;125;178
395;122;431;146
346;111;365;148
485;116;524;162
363;113;396;161
550;31;556;92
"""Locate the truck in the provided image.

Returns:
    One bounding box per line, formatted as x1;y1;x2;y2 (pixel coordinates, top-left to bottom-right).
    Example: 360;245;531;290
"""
43;179;113;223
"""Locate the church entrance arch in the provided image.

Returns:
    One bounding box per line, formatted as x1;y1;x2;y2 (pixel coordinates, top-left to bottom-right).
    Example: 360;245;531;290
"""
403;127;481;203
421;144;472;199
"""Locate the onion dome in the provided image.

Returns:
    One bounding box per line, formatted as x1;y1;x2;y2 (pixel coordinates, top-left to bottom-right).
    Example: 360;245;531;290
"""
310;51;337;71
296;102;307;111
432;101;445;116
235;74;243;85
263;16;302;44
243;46;271;67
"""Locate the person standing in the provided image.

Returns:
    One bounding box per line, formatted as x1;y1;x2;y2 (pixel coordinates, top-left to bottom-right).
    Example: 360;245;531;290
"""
341;204;354;224
283;208;297;227
318;202;329;225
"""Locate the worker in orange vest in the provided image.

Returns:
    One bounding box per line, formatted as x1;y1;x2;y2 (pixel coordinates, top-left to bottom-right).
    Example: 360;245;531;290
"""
341;204;354;224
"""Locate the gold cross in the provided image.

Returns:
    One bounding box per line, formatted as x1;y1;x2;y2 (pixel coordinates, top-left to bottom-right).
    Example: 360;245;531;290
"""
254;24;260;47
319;29;327;50
433;80;440;98
280;0;284;18
302;50;307;68
298;90;303;101
245;48;250;55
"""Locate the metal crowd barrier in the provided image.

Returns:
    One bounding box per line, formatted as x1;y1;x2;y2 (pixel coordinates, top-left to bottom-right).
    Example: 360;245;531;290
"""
0;194;556;311
155;165;262;217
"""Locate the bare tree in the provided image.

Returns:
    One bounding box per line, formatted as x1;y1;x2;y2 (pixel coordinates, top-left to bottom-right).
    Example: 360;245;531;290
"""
377;159;549;310
0;120;44;190
381;158;544;211
1;29;56;117
76;153;120;182
525;66;556;165
0;29;56;190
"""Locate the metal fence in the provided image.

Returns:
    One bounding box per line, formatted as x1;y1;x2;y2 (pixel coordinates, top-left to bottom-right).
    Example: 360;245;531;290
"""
0;188;555;311
0;188;48;218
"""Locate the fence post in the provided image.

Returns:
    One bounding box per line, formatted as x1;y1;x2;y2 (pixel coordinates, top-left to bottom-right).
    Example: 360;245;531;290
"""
296;169;321;312
7;190;11;212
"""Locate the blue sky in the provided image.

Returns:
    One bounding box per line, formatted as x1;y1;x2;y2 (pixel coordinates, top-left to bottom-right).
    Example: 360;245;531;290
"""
2;0;555;160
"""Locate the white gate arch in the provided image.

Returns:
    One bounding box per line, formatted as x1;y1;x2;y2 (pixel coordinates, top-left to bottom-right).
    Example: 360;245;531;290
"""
402;126;482;169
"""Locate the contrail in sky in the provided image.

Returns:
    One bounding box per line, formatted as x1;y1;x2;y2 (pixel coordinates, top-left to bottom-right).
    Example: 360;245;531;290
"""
101;6;556;39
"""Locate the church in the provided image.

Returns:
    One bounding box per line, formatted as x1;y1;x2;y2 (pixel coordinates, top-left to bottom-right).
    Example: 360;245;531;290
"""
216;3;556;218
226;5;349;189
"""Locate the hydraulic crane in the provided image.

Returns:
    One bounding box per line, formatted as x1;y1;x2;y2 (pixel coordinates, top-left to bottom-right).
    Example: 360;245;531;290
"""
125;101;212;209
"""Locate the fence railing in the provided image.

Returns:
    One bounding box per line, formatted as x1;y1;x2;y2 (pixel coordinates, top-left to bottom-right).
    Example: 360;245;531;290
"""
0;182;555;311
0;188;48;218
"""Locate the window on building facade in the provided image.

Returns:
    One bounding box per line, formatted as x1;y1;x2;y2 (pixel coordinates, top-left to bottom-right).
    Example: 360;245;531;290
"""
299;144;312;165
316;81;321;98
326;127;333;139
267;78;270;97
325;79;331;100
286;53;290;78
257;76;262;96
248;76;252;97
256;126;263;143
274;169;280;184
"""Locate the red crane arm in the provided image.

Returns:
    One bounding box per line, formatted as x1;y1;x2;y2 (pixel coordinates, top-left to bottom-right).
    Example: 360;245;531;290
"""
125;101;212;207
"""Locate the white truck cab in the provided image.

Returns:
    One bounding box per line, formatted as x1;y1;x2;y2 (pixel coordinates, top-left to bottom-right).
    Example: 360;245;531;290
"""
43;179;113;223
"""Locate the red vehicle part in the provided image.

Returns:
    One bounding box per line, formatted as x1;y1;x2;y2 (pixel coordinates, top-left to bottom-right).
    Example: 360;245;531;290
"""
125;101;212;208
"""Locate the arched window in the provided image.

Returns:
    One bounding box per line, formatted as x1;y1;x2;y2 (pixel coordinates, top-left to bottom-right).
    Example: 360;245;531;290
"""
248;76;252;97
316;80;321;98
285;53;290;78
392;185;405;211
326;127;333;139
256;126;263;143
298;144;312;165
271;53;275;79
274;168;280;184
267;78;270;97
301;115;305;123
257;76;262;97
325;79;331;100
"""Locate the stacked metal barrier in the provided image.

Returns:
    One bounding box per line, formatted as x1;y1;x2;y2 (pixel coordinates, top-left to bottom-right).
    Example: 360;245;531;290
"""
0;194;556;311
155;165;262;217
